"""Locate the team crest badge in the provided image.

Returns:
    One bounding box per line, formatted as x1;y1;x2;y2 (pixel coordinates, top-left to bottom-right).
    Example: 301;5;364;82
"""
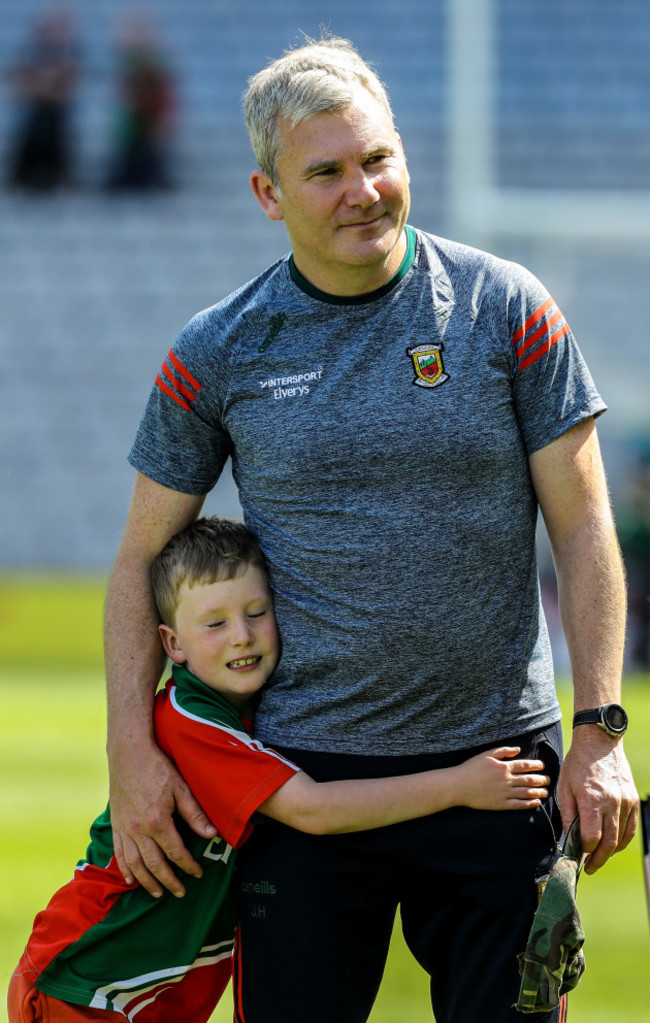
406;343;449;389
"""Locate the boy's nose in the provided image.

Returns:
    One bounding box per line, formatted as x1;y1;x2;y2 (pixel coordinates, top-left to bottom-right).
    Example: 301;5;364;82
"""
231;619;254;645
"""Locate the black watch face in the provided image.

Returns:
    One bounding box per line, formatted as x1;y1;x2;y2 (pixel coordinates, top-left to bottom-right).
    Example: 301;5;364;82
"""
605;705;627;731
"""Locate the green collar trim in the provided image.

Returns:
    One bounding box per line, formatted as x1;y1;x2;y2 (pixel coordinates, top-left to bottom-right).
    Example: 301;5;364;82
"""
170;662;255;726
289;225;417;305
171;662;232;710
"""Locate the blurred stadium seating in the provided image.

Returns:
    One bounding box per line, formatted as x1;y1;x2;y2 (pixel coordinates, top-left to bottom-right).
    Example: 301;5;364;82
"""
0;0;648;570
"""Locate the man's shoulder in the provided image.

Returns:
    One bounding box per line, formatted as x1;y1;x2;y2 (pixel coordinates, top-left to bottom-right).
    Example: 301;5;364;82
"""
186;256;291;335
415;227;527;278
168;254;297;373
413;227;543;304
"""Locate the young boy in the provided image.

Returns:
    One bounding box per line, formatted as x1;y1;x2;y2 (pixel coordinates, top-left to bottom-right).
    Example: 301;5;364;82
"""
9;517;549;1023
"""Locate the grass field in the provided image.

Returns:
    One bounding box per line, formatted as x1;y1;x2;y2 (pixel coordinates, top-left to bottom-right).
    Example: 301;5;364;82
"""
1;575;649;1021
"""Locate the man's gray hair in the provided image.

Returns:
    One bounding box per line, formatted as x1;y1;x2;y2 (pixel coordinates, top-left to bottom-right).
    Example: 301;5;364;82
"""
243;36;394;185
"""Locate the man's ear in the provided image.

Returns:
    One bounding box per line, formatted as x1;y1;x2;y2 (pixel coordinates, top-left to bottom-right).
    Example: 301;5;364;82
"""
396;133;410;183
250;170;284;222
158;623;186;665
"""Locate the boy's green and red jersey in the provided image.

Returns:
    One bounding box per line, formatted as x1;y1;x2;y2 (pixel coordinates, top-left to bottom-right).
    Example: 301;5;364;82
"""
20;666;298;1018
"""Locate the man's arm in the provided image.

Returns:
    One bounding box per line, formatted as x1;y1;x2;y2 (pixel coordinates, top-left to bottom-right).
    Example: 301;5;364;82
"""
105;472;213;897
529;417;639;873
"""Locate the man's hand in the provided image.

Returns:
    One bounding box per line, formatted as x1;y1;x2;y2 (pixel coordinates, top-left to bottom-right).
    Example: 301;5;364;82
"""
557;727;639;874
531;421;638;871
104;475;211;897
109;740;217;898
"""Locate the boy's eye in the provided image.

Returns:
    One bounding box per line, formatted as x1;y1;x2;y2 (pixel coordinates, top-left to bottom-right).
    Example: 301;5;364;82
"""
207;620;226;629
248;608;268;619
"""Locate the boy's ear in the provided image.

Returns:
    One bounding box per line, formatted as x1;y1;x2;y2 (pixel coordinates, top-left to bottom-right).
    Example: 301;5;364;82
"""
158;623;186;665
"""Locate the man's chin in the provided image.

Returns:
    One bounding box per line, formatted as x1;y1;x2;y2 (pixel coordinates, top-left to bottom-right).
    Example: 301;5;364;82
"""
338;224;404;267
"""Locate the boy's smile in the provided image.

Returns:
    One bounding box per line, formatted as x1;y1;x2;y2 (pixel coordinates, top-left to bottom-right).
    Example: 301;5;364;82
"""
229;656;263;670
158;564;279;711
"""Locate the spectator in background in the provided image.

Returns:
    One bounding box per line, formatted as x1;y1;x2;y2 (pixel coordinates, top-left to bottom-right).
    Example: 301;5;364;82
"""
105;17;176;192
5;10;81;192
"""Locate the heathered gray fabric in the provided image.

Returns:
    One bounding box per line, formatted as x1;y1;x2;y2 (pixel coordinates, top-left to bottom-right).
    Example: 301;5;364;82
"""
129;228;606;755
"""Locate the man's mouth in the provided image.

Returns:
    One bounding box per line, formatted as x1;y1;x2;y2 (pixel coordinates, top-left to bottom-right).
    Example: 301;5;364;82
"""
340;212;386;228
227;656;262;670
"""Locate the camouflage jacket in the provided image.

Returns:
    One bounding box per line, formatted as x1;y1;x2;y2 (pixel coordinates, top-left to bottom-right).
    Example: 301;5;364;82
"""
516;817;586;1013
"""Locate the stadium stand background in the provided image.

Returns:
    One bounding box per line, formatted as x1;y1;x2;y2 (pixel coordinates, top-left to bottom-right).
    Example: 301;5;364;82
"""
1;0;649;604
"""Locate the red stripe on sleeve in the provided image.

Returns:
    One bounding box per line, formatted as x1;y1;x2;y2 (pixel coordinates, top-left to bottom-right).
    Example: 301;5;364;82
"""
168;349;202;392
518;323;570;372
233;926;245;1023
161;361;197;403
515;307;563;358
156;374;192;410
512;295;555;345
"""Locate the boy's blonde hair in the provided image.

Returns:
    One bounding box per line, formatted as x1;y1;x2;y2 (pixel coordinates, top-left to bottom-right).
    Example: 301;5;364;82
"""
151;516;266;627
243;35;394;185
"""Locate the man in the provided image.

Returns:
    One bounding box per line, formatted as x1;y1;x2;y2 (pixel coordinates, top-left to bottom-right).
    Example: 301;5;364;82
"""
105;37;638;1023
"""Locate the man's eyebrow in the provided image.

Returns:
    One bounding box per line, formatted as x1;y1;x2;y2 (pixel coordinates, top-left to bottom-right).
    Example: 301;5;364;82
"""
301;144;397;178
301;158;340;177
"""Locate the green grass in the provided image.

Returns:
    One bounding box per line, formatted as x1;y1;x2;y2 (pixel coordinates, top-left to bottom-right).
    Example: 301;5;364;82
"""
0;572;108;666
1;575;649;1021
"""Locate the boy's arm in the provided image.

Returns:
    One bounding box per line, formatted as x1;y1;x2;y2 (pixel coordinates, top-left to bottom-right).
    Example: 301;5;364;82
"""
257;748;548;835
105;473;213;897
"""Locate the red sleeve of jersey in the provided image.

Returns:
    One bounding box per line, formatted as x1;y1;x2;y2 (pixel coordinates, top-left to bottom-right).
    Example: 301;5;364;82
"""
154;685;298;849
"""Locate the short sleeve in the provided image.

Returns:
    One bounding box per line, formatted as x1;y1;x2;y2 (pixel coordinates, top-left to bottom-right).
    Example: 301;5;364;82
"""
128;310;234;495
154;685;299;849
508;271;606;454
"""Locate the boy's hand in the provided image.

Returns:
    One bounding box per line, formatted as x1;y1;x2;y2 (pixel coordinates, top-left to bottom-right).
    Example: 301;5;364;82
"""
455;746;549;810
109;740;217;898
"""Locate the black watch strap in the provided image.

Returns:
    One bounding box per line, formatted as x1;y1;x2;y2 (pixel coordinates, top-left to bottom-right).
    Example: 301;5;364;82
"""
572;703;628;737
572;709;601;727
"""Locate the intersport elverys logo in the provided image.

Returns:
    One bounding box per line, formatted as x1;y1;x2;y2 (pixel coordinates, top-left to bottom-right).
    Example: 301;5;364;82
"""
259;368;324;399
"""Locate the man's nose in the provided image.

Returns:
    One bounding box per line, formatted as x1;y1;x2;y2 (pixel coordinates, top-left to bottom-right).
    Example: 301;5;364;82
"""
345;168;380;206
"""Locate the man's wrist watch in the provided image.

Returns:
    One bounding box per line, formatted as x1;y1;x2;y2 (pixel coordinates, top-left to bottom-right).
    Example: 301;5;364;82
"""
572;703;628;738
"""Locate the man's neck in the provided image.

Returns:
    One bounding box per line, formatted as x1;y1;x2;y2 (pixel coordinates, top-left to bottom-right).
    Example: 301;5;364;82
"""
292;229;408;298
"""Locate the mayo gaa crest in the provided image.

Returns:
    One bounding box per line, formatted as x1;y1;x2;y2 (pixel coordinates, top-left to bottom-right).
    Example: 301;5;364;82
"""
406;343;449;389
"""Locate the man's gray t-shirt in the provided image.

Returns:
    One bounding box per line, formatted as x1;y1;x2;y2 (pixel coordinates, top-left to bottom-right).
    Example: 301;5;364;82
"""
129;227;606;755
